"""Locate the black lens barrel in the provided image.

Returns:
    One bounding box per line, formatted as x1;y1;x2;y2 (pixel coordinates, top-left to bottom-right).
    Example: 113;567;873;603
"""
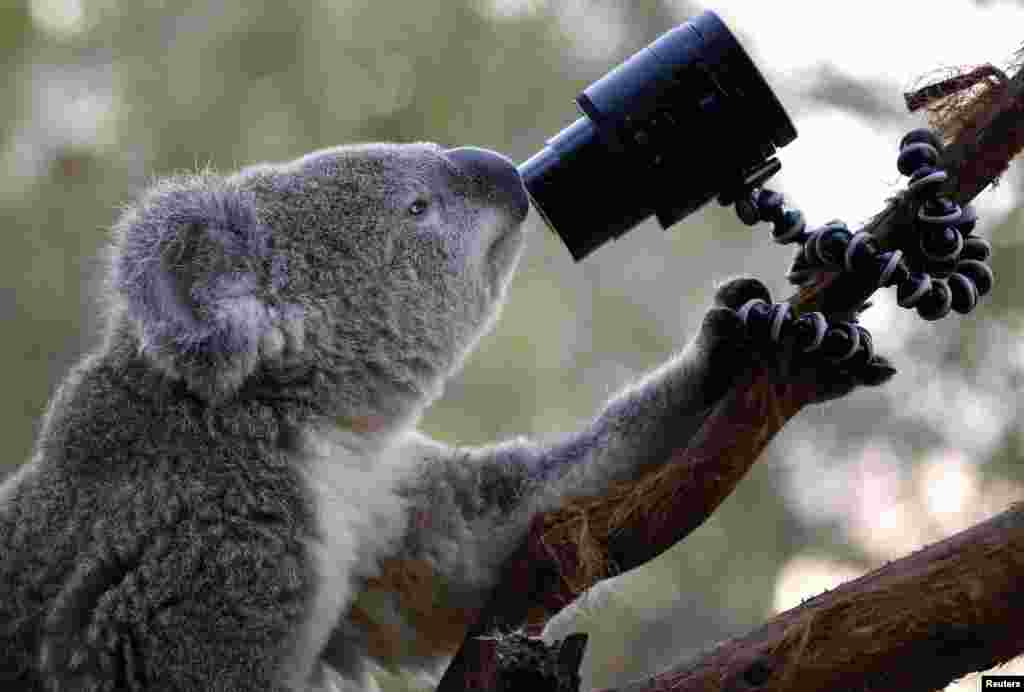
518;10;796;261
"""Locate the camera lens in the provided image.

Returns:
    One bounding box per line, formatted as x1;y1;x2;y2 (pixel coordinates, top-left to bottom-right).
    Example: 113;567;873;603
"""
518;10;796;261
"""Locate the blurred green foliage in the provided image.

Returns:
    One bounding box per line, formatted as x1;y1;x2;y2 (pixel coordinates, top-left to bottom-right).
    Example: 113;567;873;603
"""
2;2;1022;689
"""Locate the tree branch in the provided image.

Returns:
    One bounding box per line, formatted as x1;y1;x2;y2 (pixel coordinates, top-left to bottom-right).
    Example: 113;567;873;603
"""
604;502;1024;692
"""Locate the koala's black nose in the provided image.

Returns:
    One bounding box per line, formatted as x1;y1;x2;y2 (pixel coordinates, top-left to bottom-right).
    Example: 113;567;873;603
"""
445;147;530;222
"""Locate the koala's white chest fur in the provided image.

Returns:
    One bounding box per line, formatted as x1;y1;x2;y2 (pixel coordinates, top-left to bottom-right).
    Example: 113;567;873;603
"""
292;423;501;682
292;425;417;678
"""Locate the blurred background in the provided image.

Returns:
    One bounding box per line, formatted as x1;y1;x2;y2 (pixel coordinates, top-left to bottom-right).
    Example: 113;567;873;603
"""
2;0;1023;689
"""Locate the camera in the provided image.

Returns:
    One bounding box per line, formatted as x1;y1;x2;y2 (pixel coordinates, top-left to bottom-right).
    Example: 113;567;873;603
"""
518;10;797;261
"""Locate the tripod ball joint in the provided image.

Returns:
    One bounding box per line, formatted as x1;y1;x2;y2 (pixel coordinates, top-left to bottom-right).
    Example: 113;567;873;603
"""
755;189;786;223
899;128;945;153
948;273;979;314
915;279;953;321
920;225;963;263
907;165;947;197
962;236;991;262
957;204;978;235
956;259;994;297
803;222;852;268
897;141;941;177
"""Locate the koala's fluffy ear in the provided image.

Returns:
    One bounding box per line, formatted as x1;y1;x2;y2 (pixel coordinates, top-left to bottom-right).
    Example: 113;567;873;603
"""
111;174;294;402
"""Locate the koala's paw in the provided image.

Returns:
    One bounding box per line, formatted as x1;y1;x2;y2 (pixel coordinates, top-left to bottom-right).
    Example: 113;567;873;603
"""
712;276;897;403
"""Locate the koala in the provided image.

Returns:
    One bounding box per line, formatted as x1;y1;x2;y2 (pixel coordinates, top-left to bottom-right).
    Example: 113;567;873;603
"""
0;141;892;692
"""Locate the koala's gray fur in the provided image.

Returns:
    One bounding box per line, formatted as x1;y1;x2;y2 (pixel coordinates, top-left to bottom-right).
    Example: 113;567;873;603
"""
0;141;883;692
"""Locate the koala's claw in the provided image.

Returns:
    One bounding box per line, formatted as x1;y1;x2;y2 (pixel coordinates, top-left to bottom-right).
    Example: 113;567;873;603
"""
733;127;994;322
713;276;771;311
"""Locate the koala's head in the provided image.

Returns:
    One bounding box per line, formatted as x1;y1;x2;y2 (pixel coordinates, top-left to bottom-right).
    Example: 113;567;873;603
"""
109;142;530;420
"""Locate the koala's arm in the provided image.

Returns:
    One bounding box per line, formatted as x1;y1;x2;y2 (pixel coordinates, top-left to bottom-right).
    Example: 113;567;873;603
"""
388;278;888;626
390;282;758;610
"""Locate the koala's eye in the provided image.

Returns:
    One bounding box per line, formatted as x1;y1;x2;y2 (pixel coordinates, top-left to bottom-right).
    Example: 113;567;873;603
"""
408;199;430;217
